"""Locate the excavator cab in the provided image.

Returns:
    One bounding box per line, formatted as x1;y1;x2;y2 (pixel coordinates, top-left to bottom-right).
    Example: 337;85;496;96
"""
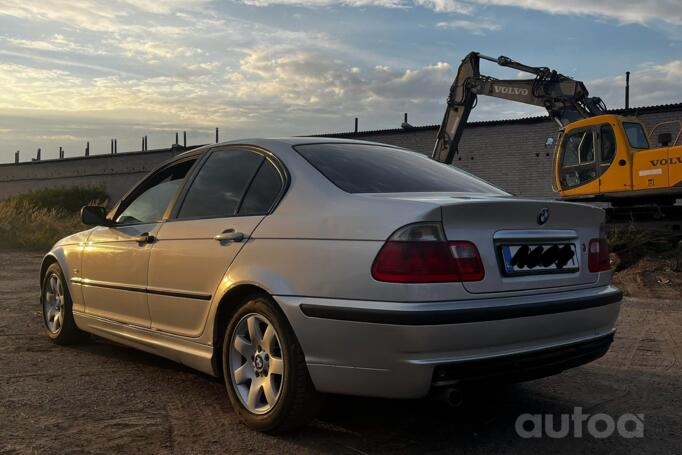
554;116;682;204
554;115;632;198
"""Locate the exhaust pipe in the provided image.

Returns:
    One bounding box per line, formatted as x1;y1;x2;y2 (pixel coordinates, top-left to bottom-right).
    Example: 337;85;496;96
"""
438;387;464;407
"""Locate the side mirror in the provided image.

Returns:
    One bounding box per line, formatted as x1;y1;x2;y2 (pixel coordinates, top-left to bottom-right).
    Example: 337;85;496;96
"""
81;205;109;226
544;137;555;148
658;132;672;147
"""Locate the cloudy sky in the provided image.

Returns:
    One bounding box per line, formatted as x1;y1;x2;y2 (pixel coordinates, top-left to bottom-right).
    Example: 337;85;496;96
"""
0;0;681;163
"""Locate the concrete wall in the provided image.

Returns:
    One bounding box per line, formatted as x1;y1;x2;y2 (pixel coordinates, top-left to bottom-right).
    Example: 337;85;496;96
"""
1;104;680;202
0;148;187;202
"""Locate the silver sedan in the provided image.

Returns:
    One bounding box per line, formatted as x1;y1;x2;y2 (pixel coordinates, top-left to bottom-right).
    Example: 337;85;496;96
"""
41;138;621;432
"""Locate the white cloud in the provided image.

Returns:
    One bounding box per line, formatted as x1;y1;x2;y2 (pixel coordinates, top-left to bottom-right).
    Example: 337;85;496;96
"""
2;0;679;26
6;34;108;55
436;18;500;34
0;0;209;31
589;60;682;108
115;38;202;60
238;0;402;7
236;0;472;13
120;0;210;14
413;0;472;13
0;0;126;32
231;0;681;24
472;0;682;26
228;48;455;111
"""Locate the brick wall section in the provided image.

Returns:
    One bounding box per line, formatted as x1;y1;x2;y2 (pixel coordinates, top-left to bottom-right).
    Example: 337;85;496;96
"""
1;104;680;201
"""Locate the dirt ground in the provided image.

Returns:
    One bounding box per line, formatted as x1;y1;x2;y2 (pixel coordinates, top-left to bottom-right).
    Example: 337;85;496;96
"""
1;252;681;454
611;253;682;300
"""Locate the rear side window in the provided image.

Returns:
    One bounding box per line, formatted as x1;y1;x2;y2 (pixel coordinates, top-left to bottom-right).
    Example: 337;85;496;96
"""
177;150;263;219
238;160;283;215
295;143;506;194
623;122;649;149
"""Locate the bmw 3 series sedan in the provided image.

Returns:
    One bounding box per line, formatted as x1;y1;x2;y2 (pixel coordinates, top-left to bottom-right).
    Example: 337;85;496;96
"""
41;138;622;432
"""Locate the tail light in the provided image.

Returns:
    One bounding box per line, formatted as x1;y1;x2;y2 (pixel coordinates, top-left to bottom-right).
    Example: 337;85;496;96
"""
371;223;484;283
588;235;610;272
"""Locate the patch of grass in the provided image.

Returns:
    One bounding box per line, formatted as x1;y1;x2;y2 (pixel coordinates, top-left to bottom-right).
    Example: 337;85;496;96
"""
608;225;677;271
0;187;108;251
8;186;108;214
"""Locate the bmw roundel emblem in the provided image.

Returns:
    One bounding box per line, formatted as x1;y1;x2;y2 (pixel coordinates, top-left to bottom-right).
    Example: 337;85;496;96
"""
537;208;550;225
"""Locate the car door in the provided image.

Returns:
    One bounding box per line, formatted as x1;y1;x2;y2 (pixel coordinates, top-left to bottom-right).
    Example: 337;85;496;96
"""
80;157;197;327
597;123;631;193
147;147;285;337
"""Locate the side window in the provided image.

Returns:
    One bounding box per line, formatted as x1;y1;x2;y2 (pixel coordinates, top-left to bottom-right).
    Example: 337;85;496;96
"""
238;159;284;215
559;129;597;189
177;150;263;219
116;159;195;225
623;122;649;149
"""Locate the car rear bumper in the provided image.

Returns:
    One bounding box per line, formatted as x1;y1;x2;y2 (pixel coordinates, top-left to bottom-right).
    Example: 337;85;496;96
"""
275;285;622;398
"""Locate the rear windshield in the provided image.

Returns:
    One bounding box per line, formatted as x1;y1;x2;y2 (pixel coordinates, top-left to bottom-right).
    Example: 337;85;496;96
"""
295;143;507;195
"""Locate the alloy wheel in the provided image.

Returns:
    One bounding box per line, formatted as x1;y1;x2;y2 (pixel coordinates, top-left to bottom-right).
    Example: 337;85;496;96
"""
229;313;285;414
44;272;65;334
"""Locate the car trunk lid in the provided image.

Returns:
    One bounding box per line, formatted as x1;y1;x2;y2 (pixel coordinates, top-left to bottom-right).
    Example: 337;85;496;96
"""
440;197;603;293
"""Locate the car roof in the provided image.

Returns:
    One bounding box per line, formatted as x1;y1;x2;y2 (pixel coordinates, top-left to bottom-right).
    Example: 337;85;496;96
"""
179;137;404;157
230;137;402;147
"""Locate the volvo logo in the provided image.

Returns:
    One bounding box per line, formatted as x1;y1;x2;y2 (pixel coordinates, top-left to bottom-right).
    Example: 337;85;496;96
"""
494;86;529;96
650;157;682;166
537;208;550;225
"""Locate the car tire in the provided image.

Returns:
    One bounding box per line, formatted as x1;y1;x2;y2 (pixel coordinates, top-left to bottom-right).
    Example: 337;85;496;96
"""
222;293;322;433
41;263;88;345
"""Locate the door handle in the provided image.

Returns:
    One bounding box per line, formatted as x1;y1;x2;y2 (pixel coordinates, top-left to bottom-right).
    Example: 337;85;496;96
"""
134;232;156;244
214;229;245;243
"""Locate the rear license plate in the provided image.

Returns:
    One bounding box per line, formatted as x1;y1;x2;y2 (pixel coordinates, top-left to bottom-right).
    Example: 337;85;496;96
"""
500;243;578;275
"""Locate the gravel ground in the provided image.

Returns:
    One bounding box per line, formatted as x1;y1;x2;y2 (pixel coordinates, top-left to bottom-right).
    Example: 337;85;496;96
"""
1;251;680;454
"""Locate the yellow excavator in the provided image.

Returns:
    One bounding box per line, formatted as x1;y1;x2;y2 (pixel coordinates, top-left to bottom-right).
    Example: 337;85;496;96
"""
432;52;682;207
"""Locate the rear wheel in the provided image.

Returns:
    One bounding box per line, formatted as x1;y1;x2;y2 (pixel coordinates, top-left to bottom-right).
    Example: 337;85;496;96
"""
222;294;321;433
41;263;87;344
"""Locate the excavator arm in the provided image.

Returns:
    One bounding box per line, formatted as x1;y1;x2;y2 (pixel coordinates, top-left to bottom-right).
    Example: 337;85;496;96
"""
432;52;606;164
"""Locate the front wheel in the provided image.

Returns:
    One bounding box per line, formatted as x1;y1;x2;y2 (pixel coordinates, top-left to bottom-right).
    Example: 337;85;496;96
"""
222;294;321;433
41;263;87;344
